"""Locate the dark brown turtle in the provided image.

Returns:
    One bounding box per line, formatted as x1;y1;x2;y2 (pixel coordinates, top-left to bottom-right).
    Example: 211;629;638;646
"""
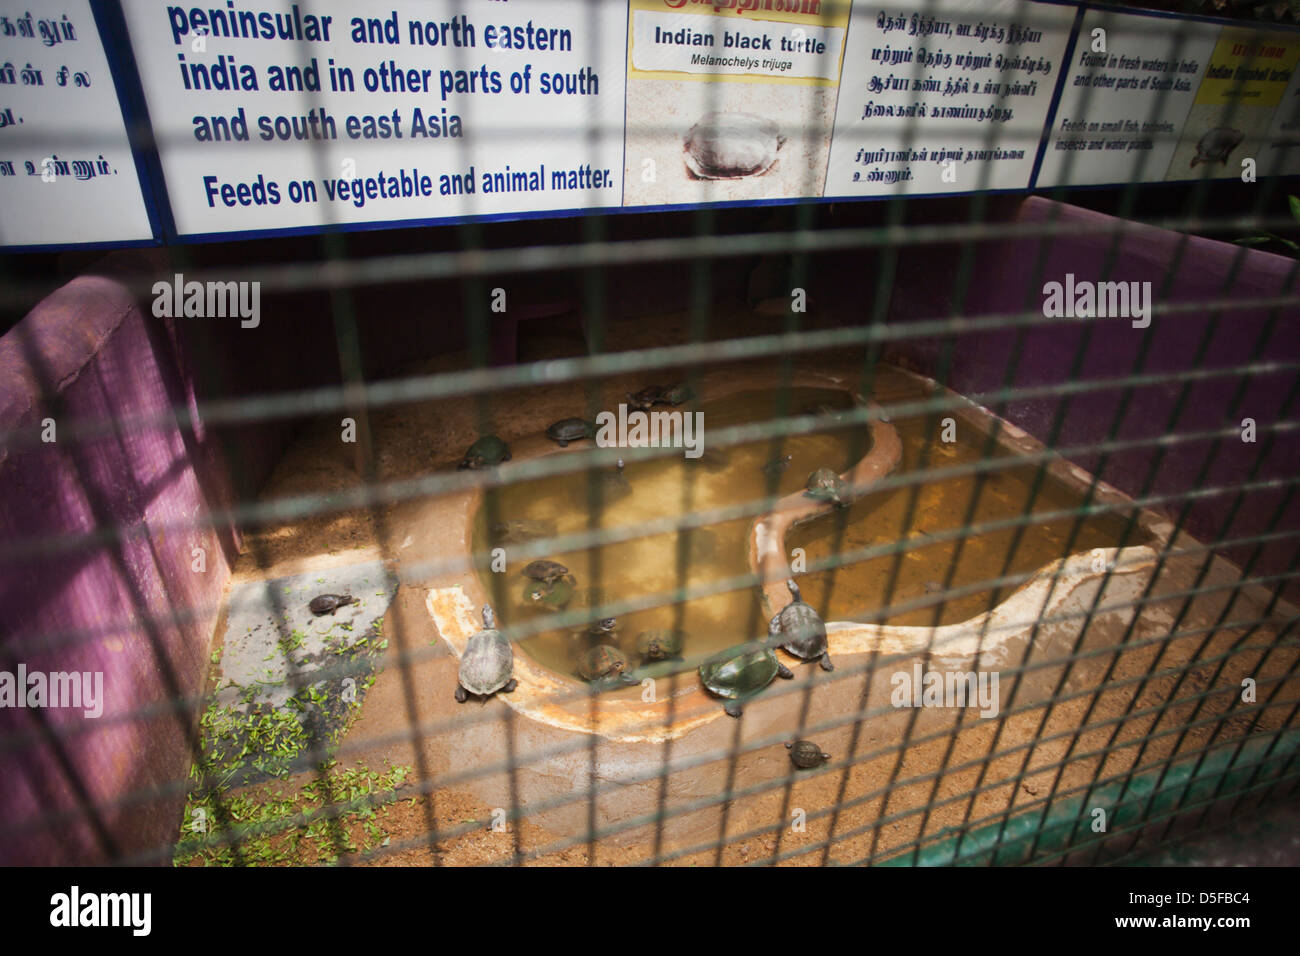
309;594;355;616
629;385;665;411
786;740;831;769
522;560;570;585
804;467;848;507
656;383;693;406
546;418;596;447
460;435;511;470
490;518;556;546
455;605;517;702
636;629;686;664
577;644;637;685
768;578;832;671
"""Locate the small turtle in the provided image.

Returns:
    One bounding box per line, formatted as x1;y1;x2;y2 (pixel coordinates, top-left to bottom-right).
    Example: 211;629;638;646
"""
309;593;355;616
804;467;848;507
460;435;511;470
684;112;784;180
522;559;570;585
786;740;831;769
490;518;556;546
546;417;596;447
656;383;693;406
923;580;944;596
524;575;575;611
1191;126;1244;168
572;615;619;641
699;641;794;717
768;578;832;671
636;629;686;664
761;453;794;477
577;644;637;685
629;385;665;411
455;605;517;703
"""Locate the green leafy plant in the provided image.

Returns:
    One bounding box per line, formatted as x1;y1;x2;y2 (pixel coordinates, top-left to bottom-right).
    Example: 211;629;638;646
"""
1234;194;1300;257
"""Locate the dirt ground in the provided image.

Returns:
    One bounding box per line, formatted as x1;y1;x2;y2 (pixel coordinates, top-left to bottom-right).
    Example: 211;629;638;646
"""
217;304;1300;866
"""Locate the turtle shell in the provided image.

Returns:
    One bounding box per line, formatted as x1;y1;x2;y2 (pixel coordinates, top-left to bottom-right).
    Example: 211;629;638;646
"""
786;740;831;769
546;418;594;445
684;112;783;180
460;435;510;469
771;583;827;660
698;641;781;699
658;383;692;406
459;615;514;697
309;593;354;616
524;575;574;610
804;467;846;505
522;559;569;584
636;629;686;661
578;644;629;682
1191;126;1244;167
629;385;665;410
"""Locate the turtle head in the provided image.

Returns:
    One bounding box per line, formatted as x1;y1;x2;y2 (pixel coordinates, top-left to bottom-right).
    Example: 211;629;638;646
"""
482;605;496;629
595;616;617;633
786;578;801;600
616;458;625;472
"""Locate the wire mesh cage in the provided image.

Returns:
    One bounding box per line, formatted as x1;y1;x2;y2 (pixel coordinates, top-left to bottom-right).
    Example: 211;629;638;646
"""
0;0;1299;873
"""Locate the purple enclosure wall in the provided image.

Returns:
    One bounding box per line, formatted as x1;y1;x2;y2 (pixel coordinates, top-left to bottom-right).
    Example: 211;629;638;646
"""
0;270;238;864
886;196;1300;597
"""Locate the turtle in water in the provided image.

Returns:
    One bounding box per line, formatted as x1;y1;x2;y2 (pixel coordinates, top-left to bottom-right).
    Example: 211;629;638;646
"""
786;740;831;769
804;467;849;508
577;644;638;686
309;593;355;616
490;518;556;546
636;629;686;664
460;435;511;470
629;385;665;411
1191;126;1244;168
684;112;784;180
699;641;794;717
522;559;570;585
657;382;693;406
768;578;832;671
546;417;596;447
572;615;619;641
761;453;794;477
524;574;575;611
455;605;517;703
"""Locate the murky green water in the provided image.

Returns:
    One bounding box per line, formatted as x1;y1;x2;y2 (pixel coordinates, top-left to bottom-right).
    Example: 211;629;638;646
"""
471;377;1148;681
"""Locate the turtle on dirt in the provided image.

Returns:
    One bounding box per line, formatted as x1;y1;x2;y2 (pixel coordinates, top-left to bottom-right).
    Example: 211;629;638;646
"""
455;605;517;703
490;518;556;546
804;467;849;508
546;417;597;447
524;574;575;611
699;641;794;717
522;559;571;585
1190;126;1244;168
460;435;511;470
309;593;355;616
768;578;833;671
636;629;686;664
761;453;793;477
684;112;784;180
786;740;831;769
656;383;693;406
629;385;666;411
577;644;638;686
